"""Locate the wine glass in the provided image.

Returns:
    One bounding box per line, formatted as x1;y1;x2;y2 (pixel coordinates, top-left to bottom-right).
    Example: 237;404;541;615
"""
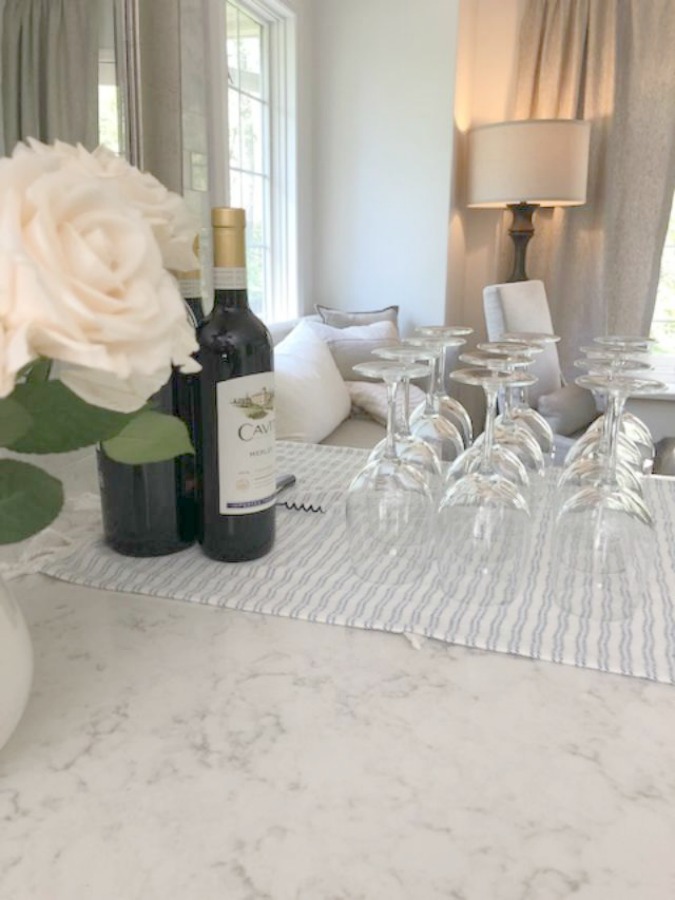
399;341;465;463
345;361;436;586
576;348;656;471
551;371;665;620
498;331;561;463
436;366;531;603
454;349;544;501
407;336;472;446
357;357;443;494
414;325;474;446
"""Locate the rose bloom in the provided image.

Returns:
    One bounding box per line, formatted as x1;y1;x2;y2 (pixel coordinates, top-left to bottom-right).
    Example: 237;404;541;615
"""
0;146;199;412
21;139;198;272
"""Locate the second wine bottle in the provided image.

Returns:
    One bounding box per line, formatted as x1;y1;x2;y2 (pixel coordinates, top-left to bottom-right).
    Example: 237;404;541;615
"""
195;207;276;562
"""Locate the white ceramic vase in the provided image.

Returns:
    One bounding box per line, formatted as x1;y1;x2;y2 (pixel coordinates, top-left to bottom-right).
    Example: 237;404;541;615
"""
0;575;33;751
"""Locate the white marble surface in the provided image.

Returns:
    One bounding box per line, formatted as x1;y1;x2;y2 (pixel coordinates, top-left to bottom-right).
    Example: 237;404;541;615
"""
2;573;675;900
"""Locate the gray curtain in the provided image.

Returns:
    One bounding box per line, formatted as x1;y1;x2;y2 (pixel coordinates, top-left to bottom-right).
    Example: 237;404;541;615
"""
0;0;98;155
511;0;675;374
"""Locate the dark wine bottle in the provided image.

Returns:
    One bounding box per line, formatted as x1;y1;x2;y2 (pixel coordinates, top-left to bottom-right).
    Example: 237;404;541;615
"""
97;269;204;557
195;207;276;561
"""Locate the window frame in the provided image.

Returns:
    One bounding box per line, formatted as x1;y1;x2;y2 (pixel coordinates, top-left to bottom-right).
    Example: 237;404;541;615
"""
650;192;675;354
225;0;298;323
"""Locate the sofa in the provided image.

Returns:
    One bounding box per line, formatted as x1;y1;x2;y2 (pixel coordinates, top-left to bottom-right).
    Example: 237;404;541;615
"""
268;309;410;450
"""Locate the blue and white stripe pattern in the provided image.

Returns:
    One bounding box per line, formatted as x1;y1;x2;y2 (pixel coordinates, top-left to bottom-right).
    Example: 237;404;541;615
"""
40;442;675;686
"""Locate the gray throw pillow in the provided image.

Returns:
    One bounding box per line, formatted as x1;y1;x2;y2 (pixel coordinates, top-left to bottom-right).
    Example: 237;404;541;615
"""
315;304;399;328
305;319;399;381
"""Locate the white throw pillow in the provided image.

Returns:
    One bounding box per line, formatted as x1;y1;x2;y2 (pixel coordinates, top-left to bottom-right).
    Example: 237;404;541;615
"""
305;319;399;380
347;381;427;427
274;319;352;443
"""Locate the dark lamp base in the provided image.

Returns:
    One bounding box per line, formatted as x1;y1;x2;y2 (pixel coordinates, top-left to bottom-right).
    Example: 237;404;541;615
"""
506;202;539;282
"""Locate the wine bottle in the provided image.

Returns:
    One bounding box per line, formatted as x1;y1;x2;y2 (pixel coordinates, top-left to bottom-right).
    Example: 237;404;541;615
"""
97;271;204;557
195;207;276;561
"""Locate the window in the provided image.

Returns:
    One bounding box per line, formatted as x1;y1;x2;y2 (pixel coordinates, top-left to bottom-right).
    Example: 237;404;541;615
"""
98;1;121;155
650;193;675;354
225;0;297;322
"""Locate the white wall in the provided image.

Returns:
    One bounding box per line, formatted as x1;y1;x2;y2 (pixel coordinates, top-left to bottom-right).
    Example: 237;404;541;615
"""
449;0;523;326
309;0;460;335
445;0;524;427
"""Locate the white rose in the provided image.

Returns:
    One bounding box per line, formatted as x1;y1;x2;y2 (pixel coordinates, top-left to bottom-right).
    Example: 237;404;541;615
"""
0;151;198;410
22;139;199;271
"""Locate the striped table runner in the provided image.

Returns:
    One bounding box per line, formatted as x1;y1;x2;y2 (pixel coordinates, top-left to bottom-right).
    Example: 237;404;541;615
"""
39;442;675;685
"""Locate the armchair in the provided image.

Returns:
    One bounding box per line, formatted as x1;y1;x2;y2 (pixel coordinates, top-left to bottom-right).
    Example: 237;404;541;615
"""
482;280;599;463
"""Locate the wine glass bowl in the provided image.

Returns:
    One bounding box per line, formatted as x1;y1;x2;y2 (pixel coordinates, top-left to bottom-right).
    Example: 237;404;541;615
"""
457;349;545;493
498;332;560;463
552;366;664;620
345;361;436;586
552;481;656;620
399;341;465;462
357;358;443;493
411;328;474;447
436;365;531;603
575;350;656;471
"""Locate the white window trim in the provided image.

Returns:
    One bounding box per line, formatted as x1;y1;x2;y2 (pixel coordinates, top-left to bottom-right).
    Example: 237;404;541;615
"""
216;0;298;323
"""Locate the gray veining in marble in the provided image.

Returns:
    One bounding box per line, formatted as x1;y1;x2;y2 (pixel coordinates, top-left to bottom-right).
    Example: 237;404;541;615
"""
2;574;675;899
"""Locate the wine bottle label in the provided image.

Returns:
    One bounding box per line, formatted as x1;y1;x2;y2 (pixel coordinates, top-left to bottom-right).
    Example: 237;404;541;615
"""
179;278;202;300
214;267;247;290
216;372;276;515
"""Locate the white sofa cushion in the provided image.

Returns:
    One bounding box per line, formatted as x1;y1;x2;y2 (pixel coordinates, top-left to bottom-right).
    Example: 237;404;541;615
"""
274;320;351;443
321;416;386;449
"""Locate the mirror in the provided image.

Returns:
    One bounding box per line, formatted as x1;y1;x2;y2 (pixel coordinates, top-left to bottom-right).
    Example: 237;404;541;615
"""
0;0;114;156
0;0;180;175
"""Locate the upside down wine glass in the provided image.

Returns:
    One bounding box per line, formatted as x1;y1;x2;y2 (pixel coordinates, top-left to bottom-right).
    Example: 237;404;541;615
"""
552;370;666;620
499;331;559;464
345;361;435;586
462;345;546;498
563;353;651;479
437;367;531;603
576;345;656;471
414;325;474;447
592;336;657;467
402;340;465;463
368;349;443;494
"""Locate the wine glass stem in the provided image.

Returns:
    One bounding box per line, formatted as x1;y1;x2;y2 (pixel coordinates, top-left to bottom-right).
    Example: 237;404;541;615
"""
384;379;399;460
398;377;412;438
605;391;626;481
425;357;439;413
500;383;519;421
438;345;447;397
481;384;498;472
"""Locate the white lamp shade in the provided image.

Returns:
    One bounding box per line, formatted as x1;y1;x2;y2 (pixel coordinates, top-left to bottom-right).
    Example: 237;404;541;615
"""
467;119;591;208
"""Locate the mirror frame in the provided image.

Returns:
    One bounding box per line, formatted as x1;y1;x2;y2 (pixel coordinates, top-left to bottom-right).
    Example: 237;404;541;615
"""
113;0;143;166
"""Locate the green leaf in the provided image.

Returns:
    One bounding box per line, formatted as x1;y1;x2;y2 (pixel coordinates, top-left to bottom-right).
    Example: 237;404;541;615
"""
23;357;52;383
0;396;33;447
0;459;64;544
101;410;194;464
8;381;135;454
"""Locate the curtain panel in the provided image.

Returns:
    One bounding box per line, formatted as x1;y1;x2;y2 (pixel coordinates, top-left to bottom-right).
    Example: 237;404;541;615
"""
0;0;98;155
511;0;675;374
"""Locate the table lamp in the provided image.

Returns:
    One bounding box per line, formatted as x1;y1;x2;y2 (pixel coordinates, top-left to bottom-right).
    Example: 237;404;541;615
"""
467;119;591;282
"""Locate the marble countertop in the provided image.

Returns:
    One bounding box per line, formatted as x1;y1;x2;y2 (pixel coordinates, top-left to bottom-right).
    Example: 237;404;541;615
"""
3;571;675;900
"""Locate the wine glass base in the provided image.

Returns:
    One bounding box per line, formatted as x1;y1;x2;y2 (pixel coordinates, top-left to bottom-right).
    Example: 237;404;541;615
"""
551;502;654;620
